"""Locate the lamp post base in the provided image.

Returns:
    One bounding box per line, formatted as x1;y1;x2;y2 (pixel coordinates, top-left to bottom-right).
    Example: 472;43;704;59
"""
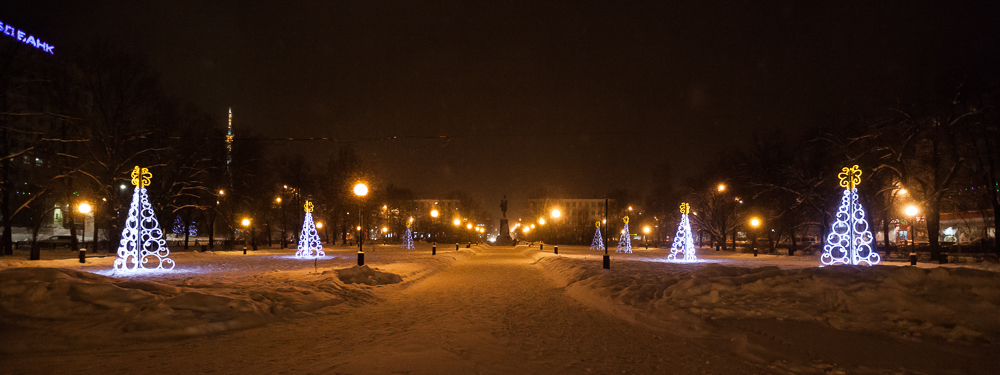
554;245;558;255
909;252;917;266
358;251;365;266
79;248;86;263
432;244;436;255
603;254;610;269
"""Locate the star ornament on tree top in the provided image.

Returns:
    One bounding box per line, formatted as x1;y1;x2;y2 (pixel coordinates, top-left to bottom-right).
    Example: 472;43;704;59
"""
131;166;151;187
304;201;314;213
679;203;690;215
838;165;862;190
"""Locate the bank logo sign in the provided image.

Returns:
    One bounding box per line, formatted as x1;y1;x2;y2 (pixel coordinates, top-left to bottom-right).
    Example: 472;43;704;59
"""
1;19;55;55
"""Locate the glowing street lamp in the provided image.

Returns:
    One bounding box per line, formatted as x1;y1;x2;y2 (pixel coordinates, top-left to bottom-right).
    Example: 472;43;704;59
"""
77;203;92;261
718;184;726;192
643;225;651;249
538;218;545;225
430;209;439;255
316;222;323;229
750;217;760;257
905;205;919;265
551;209;561;254
354;183;368;266
275;197;282;203
241;218;251;254
453;219;461;226
466;223;473;230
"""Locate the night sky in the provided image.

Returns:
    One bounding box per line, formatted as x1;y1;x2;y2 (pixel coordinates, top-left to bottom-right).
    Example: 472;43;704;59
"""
3;0;999;220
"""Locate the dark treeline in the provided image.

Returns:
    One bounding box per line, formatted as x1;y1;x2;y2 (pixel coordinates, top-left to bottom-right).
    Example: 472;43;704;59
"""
1;38;495;258
648;84;1000;259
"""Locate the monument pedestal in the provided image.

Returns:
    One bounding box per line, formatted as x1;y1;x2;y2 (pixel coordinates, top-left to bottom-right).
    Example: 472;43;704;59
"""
496;218;513;245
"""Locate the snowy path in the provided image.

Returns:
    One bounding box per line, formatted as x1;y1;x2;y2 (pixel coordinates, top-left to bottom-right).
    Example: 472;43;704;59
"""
3;247;762;374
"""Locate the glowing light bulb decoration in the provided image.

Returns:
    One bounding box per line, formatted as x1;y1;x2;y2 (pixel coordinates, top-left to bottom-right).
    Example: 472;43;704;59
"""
617;216;632;254
590;221;605;251
821;165;880;266
296;201;324;258
401;221;415;250
668;203;697;262
114;167;174;273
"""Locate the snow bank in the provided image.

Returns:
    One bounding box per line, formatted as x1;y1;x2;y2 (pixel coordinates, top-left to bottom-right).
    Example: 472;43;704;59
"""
538;257;1000;344
330;265;403;285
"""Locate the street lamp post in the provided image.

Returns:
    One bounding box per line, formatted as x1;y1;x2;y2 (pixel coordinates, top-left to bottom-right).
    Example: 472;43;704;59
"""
603;197;610;269
354;183;368;266
551;209;561;254
78;203;92;263
750;217;760;257
906;205;918;265
278;195;285;248
643;226;650;249
241;218;251;254
431;209;439;255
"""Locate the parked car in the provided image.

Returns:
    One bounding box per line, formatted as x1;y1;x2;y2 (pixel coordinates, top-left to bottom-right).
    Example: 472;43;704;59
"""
38;235;75;249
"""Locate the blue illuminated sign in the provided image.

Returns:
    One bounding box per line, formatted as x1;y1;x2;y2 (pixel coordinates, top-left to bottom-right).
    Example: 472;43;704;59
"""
0;19;54;55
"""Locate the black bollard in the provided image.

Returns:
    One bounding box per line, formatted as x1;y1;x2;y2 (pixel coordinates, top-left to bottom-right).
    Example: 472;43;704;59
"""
540;243;544;251
358;251;365;266
554;245;559;255
432;244;437;255
79;248;86;263
603;254;610;269
467;242;471;248
753;248;758;257
456;243;459;250
910;251;917;266
243;246;247;255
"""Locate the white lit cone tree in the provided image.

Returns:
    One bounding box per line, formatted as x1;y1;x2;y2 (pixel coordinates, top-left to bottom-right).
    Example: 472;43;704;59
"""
821;165;880;266
590;221;605;251
667;203;697;262
114;166;174;273
296;201;324;257
617;216;632;253
401;220;415;250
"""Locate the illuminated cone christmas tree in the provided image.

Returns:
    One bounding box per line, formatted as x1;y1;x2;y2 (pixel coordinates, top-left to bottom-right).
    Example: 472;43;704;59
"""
296;201;324;258
668;203;697;262
401;220;415;250
114;166;174;273
821;165;880;266
617;216;632;253
590;221;605;251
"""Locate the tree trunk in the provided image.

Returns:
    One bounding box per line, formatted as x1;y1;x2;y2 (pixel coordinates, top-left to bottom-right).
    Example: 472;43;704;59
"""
183;213;191;250
789;226;797;256
67;204;79;252
207;209;216;249
926;202;942;260
882;217;892;258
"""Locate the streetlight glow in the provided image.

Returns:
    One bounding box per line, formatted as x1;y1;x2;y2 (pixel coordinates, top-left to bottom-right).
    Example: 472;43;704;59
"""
430;209;439;218
353;183;368;197
453;219;461;226
551;209;560;218
750;218;760;227
538;218;545;225
643;226;650;234
316;222;323;229
382;227;388;233
905;205;919;217
718;184;726;192
466;223;473;229
275;197;282;203
530;224;535;229
78;203;92;214
242;218;250;227
899;188;908;195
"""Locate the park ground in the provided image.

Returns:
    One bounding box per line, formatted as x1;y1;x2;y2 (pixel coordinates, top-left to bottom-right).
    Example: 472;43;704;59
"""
1;242;999;374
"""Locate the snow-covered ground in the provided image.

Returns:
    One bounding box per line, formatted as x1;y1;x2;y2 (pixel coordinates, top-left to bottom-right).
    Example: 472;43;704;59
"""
1;243;998;374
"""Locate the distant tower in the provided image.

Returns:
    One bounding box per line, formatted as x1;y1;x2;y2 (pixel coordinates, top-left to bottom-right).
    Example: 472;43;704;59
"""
226;108;233;184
